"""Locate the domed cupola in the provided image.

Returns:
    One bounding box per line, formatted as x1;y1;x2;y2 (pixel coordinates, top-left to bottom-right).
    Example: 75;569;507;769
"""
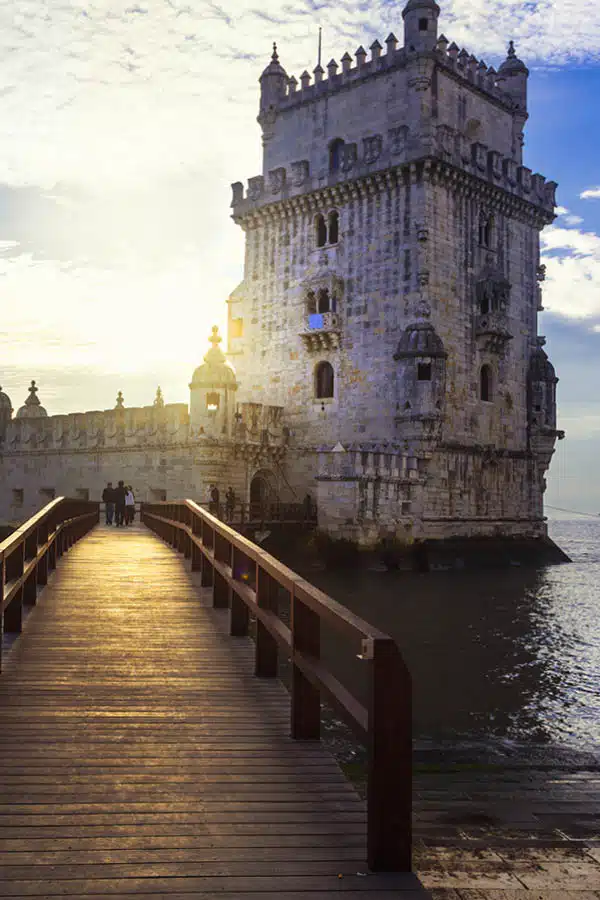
189;326;238;437
0;385;13;441
394;321;447;447
497;40;529;111
15;380;48;420
402;0;440;52
259;43;288;125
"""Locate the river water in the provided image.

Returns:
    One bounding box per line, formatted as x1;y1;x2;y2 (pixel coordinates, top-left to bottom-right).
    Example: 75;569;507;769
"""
293;519;600;753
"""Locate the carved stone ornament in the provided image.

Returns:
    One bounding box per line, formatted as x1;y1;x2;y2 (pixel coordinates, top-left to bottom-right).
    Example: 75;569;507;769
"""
414;298;431;319
291;159;309;186
247;175;265;201
389;125;408;156
415;222;429;243
417;270;430;287
472;141;488;172
536;263;546;283
436;125;455;159
518;166;532;192
363;134;383;164
503;158;518;186
340;142;358;172
269;167;286;194
489;150;503;179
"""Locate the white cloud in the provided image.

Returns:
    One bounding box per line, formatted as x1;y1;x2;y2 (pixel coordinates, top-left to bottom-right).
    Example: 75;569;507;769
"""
541;225;600;322
564;214;584;226
581;187;600;200
554;207;585;228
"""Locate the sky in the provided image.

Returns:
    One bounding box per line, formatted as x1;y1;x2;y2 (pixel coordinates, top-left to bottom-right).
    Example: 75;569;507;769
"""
0;0;598;515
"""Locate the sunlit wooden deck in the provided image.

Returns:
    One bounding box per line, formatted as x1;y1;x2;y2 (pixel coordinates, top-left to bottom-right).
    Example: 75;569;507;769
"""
0;524;427;898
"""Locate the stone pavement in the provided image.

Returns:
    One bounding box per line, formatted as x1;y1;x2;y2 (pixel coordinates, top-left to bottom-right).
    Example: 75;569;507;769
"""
412;752;600;897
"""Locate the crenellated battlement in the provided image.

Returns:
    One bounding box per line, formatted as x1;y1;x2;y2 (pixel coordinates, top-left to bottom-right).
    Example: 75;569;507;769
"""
267;35;516;117
231;145;556;221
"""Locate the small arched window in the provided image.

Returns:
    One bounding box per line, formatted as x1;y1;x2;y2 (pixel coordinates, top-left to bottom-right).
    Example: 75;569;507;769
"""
306;290;317;315
315;361;334;399
419;17;428;30
328;210;339;245
480;365;493;402
317;288;330;313
479;216;494;249
315;214;327;248
329;138;344;173
206;391;220;412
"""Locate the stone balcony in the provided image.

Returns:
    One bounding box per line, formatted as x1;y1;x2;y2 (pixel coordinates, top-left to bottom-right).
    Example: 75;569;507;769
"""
300;312;341;351
474;312;513;354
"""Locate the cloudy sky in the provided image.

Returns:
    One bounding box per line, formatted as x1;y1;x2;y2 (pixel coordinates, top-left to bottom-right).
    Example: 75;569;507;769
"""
0;0;598;515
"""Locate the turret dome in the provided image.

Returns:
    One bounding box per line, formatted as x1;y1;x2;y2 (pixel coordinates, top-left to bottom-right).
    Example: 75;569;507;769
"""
190;326;238;389
260;43;288;81
394;322;447;359
0;386;12;414
402;0;440;17
498;40;529;76
15;380;48;419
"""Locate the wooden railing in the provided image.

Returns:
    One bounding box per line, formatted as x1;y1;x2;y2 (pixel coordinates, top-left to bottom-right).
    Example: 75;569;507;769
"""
142;499;412;872
0;498;100;671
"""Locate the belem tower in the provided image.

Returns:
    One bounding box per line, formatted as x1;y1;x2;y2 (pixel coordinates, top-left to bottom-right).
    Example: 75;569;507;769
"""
0;0;566;561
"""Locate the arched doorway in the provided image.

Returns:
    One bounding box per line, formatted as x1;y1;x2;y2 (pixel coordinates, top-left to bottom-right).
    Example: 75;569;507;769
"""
249;469;277;520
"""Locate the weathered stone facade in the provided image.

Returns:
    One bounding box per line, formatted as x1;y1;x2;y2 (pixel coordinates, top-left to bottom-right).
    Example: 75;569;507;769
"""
1;0;565;557
227;0;564;548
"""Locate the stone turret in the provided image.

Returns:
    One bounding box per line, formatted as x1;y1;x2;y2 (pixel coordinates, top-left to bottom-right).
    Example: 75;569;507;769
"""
189;326;238;437
258;43;288;137
497;40;528;111
0;385;12;442
402;0;440;52
15;381;47;420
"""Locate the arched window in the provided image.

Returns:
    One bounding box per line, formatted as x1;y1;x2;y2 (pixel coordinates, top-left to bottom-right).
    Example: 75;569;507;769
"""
479;215;494;249
315;214;327;248
328;210;339;244
315;361;334;399
329;138;344;173
317;288;330;313
419;17;428;30
480;365;492;402
206;391;220;412
306;290;317;315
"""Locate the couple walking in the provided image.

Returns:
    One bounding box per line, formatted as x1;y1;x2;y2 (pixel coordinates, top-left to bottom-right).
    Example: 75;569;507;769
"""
102;481;135;527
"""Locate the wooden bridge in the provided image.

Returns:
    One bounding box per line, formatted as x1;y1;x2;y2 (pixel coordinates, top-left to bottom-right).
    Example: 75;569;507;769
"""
0;498;429;898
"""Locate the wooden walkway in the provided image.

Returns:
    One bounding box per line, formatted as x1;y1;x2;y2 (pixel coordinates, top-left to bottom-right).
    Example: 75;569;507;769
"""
0;524;427;898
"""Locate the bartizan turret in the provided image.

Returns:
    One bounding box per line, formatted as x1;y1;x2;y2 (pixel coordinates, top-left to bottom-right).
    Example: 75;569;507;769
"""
189;326;238;438
402;0;440;52
258;43;288;141
0;385;12;443
496;41;529;162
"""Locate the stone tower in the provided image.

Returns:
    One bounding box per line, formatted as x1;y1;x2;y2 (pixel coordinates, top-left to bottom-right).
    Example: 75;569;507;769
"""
229;1;563;551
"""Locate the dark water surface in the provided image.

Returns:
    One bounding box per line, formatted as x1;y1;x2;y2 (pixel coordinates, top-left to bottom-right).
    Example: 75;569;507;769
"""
291;520;600;752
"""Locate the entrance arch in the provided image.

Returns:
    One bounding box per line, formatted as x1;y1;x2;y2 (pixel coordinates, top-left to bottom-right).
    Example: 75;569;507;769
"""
249;469;278;519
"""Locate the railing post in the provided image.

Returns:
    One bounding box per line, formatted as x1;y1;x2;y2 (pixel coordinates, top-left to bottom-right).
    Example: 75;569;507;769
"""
0;559;5;672
200;521;214;588
230;548;249;636
191;514;203;572
37;522;49;586
255;567;278;677
367;639;412;872
3;544;24;634
212;532;230;609
23;531;38;605
291;592;320;740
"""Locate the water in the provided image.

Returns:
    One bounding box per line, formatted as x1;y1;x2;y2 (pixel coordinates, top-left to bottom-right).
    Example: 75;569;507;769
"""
295;520;600;752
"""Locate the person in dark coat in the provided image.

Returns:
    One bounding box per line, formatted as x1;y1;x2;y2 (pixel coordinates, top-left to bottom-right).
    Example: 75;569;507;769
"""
114;480;127;527
102;482;116;525
209;485;220;518
225;486;235;522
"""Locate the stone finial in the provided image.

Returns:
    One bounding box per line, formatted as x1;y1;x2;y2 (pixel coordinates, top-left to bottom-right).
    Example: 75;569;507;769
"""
313;63;324;83
341;51;352;74
300;70;311;90
385;32;398;53
355;45;367;67
486;65;497;88
327;58;338;78
370;39;382;60
436;34;449;53
448;41;459;61
288;74;297;93
25;380;41;408
115;391;124;409
458;48;469;66
153;386;164;408
271;41;279;61
508;39;516;58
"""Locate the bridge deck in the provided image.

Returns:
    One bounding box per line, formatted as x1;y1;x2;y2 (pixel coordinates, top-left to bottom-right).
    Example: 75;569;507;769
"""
0;525;425;898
